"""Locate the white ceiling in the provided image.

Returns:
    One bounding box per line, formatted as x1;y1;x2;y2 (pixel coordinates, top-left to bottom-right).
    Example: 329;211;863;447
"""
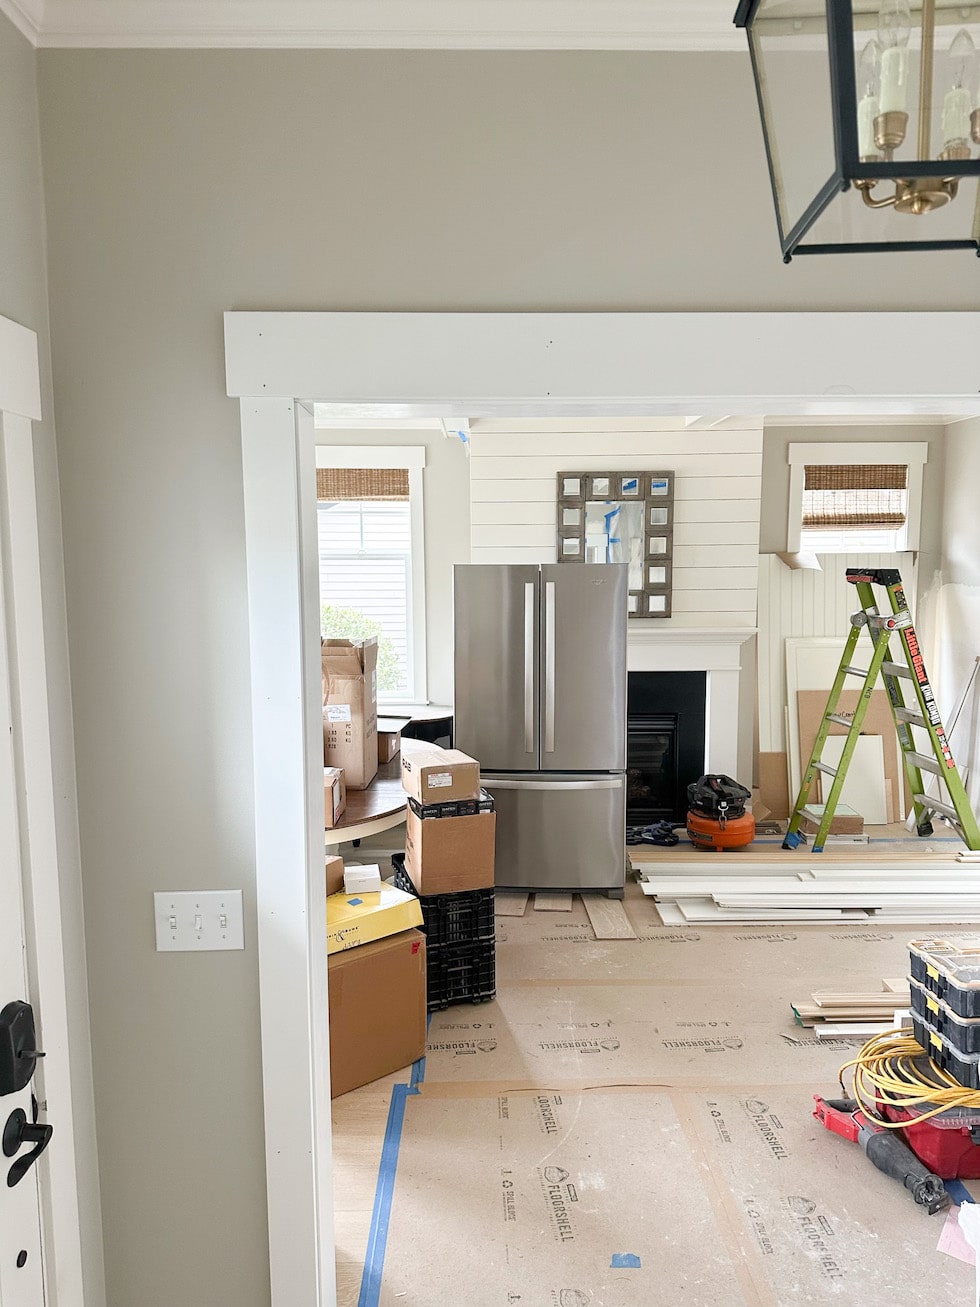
1;0;745;51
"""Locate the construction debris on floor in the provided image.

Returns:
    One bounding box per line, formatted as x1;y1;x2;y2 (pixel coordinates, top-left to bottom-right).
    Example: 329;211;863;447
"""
333;883;980;1306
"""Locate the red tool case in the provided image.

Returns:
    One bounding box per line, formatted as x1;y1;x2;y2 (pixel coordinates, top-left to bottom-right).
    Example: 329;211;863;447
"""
883;1106;980;1180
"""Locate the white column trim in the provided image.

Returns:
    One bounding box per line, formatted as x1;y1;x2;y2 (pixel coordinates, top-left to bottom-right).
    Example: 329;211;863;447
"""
241;398;335;1307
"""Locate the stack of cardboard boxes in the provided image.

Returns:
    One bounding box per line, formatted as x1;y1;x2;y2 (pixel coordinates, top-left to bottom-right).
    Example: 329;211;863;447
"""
325;853;427;1098
397;745;497;1009
322;638;378;830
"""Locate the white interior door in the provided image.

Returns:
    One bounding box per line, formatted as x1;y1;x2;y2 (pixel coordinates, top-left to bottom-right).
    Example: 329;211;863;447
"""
0;514;45;1305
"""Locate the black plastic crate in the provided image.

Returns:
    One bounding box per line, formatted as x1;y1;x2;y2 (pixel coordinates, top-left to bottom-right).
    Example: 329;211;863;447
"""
391;855;495;948
910;980;980;1056
407;789;495;821
425;937;496;1011
912;1015;980;1089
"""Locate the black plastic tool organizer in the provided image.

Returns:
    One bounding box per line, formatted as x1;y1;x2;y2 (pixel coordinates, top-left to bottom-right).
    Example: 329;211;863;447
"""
392;854;496;1010
909;940;980;1019
910;979;980;1056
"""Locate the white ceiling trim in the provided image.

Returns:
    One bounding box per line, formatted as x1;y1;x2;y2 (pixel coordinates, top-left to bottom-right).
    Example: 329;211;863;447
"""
24;0;743;52
0;0;43;44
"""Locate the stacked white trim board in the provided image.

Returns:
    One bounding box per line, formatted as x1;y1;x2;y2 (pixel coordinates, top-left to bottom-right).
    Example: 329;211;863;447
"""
637;861;980;925
791;978;912;1040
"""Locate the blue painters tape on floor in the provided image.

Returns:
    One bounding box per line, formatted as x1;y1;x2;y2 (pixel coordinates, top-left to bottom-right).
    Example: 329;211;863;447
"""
410;1053;426;1089
358;1081;418;1307
947;1179;975;1206
611;1253;642;1268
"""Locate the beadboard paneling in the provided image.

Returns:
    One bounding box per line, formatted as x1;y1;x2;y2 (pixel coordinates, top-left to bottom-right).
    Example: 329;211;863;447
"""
757;551;917;753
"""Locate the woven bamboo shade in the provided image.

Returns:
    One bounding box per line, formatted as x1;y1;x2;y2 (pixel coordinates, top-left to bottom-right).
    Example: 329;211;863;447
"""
803;464;908;529
317;467;409;501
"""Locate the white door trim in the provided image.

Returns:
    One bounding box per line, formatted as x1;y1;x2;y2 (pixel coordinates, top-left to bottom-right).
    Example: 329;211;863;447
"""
0;314;103;1306
225;309;980;1307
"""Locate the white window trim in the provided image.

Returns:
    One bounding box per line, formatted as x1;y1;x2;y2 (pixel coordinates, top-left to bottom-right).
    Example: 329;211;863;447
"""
786;441;929;553
314;444;427;703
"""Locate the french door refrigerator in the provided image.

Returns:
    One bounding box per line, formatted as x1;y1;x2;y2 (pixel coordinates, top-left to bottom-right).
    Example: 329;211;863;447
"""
453;562;627;895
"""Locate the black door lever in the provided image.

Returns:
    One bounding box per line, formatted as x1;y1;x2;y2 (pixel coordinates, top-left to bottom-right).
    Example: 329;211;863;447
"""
3;1107;53;1188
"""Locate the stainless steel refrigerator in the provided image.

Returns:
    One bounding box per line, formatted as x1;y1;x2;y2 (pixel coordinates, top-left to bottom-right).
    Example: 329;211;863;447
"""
453;563;627;896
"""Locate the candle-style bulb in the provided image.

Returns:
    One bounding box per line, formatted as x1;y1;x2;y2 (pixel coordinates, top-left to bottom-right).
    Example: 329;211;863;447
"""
942;29;977;151
857;39;883;157
877;0;912;115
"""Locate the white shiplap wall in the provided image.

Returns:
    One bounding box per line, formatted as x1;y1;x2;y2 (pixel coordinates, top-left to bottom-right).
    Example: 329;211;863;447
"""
757;551;917;753
468;419;764;629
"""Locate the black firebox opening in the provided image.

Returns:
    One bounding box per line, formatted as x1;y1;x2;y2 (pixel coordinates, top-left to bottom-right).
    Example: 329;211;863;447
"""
627;672;707;824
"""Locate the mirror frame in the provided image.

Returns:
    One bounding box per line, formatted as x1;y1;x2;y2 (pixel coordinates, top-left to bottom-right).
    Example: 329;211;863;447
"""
556;470;674;618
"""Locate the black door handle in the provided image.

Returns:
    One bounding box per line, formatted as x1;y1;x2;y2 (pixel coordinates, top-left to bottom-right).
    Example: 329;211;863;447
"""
3;1107;53;1188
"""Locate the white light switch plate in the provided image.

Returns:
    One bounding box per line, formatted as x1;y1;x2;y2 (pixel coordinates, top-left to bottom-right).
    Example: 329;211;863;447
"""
153;890;245;952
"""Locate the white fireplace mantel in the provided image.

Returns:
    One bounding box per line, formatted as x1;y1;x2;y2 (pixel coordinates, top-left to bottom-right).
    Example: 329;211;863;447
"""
628;626;758;779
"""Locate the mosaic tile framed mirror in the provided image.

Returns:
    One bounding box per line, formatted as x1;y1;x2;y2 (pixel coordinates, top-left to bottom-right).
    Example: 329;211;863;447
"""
556;471;674;618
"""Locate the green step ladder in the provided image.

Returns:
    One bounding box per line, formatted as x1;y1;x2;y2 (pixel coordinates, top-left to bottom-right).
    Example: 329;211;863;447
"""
783;568;980;854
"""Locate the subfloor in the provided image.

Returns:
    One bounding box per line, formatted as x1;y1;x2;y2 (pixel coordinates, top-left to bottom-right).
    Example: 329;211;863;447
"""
332;867;978;1305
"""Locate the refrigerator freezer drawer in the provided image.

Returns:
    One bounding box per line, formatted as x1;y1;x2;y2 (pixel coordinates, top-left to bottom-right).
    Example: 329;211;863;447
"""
481;774;626;893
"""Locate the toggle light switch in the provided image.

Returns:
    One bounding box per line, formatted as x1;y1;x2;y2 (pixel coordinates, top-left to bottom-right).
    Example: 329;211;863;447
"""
153;891;245;952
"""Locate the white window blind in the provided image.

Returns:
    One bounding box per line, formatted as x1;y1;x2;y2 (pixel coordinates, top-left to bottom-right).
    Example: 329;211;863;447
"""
318;498;413;699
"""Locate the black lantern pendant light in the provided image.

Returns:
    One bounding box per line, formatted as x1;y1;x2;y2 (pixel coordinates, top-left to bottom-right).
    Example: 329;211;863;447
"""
734;0;980;257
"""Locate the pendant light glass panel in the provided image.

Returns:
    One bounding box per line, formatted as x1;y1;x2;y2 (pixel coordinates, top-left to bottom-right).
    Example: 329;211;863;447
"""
749;0;837;238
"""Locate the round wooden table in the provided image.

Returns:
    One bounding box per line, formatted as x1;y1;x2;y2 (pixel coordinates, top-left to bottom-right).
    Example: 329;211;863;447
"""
324;758;408;847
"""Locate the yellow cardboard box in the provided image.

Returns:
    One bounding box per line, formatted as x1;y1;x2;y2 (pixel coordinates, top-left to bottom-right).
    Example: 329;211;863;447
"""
326;885;423;955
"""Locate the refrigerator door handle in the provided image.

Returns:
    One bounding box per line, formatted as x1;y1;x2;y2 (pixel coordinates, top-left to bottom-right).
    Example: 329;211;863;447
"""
482;777;622;791
523;582;535;754
544;580;556;753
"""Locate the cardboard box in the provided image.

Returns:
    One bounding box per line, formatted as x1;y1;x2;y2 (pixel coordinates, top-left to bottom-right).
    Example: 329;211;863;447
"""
404;808;496;895
801;803;865;835
378;729;402;764
344;864;383;895
324;766;347;828
328;928;426;1098
325;853;345;898
401;746;480;805
326;884;423;955
322;638;378;790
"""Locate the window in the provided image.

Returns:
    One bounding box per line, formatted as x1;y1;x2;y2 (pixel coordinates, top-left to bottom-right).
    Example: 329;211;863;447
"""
315;447;426;703
787;442;927;554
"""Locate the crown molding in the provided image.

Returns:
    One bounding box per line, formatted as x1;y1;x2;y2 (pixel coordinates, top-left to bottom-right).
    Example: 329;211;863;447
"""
30;1;742;51
0;0;43;44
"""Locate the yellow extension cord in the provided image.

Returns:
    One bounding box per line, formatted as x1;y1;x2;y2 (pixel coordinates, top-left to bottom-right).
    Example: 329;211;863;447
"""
840;1028;980;1126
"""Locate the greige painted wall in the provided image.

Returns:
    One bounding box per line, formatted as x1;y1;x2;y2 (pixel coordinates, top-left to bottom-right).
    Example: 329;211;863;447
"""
0;14;104;1303
33;47;980;1307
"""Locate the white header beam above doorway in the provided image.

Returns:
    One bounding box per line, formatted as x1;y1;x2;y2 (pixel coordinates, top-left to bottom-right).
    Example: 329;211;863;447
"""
225;312;980;416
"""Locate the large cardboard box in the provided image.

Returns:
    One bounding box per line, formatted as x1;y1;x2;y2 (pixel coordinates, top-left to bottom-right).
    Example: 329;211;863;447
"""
324;766;347;828
401;745;480;805
322;638;378;790
404;808;496;895
328;928;427;1098
326;885;423;954
325;854;345;898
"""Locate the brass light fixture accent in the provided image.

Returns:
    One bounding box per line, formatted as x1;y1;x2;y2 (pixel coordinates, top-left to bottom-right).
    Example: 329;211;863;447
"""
735;0;980;258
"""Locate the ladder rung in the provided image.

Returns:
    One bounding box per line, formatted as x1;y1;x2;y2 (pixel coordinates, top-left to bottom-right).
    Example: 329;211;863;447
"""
895;707;927;728
826;713;853;727
814;762;838;777
914;793;960;822
842;665;870;678
882;661;913;680
906;751;942;776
